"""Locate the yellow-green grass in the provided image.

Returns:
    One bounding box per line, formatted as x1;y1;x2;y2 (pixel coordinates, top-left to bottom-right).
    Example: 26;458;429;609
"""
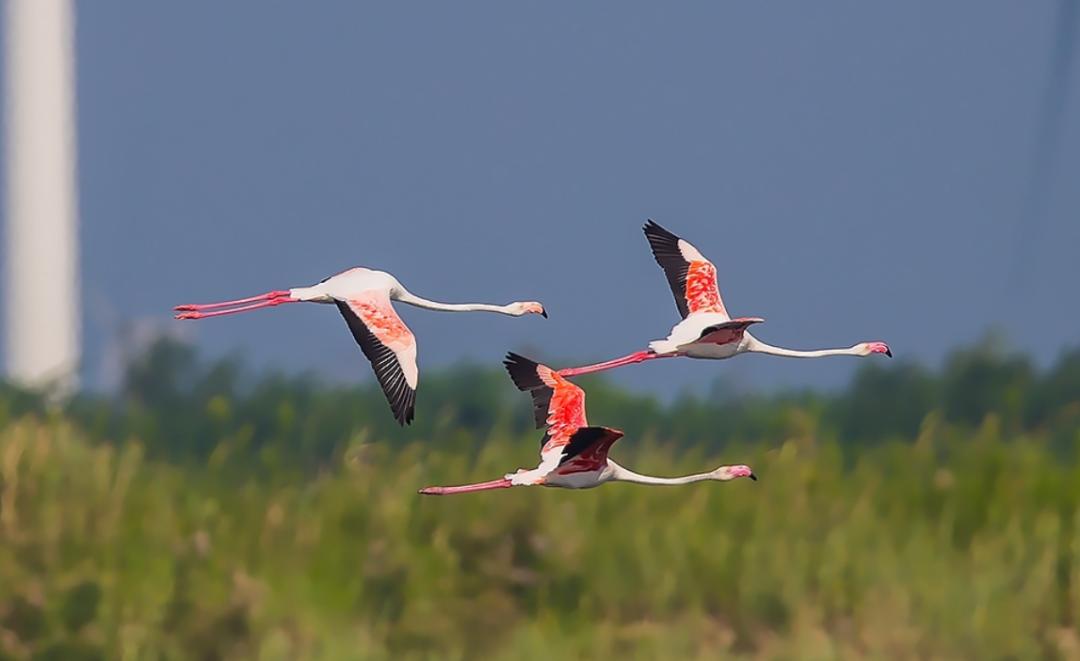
1;415;1079;659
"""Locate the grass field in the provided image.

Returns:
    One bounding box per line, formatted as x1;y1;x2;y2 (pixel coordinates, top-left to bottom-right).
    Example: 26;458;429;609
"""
2;411;1079;659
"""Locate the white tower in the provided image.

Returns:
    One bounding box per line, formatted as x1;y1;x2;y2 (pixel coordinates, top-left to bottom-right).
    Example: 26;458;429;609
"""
3;0;80;392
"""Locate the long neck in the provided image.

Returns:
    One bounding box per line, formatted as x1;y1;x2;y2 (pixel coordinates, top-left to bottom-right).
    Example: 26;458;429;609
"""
607;461;716;486
393;288;515;315
744;335;859;359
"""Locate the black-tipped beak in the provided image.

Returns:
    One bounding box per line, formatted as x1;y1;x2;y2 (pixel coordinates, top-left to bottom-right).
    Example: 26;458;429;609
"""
749;472;758;481
885;349;893;358
541;309;548;318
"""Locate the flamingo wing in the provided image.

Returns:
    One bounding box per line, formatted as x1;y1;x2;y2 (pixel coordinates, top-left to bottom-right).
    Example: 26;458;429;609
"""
504;352;587;453
335;294;418;425
554;426;625;473
643;219;730;320
695;317;765;346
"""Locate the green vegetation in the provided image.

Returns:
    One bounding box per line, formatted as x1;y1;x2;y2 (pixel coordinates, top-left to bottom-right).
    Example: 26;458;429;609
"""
0;337;1078;659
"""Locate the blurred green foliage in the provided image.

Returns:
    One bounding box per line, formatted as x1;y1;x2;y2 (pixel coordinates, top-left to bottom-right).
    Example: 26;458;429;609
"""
5;334;1078;464
0;336;1077;659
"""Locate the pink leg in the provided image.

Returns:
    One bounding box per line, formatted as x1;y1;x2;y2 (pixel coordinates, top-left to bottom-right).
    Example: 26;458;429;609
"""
174;297;298;320
418;477;513;496
174;290;292;312
557;350;675;377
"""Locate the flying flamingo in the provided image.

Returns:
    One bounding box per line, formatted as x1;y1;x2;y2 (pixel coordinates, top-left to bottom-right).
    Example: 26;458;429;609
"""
557;220;891;377
418;352;756;495
174;267;546;425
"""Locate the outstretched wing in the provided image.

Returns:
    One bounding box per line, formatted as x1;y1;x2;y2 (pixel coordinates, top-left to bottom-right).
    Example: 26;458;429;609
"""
336;293;418;425
503;352;587;455
643;219;729;320
555;426;624;473
695;317;764;346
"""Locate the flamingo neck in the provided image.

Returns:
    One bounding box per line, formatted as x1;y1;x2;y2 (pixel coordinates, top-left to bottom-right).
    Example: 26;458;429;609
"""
607;461;718;486
744;335;860;359
393;289;517;315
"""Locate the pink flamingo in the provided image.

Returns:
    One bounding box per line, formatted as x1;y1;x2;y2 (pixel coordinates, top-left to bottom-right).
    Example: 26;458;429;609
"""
174;267;545;425
558;220;891;377
418;352;756;495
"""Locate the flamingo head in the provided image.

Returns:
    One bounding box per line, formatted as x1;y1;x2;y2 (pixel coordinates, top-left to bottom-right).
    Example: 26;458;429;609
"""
509;301;547;318
713;464;757;482
857;341;892;357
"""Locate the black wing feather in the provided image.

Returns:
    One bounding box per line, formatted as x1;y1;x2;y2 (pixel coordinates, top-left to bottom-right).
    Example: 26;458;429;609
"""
643;219;691;319
558;426;624;466
503;352;552;430
336;301;416;425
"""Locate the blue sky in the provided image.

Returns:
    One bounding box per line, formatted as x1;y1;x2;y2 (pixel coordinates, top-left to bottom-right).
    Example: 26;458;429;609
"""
3;2;1078;395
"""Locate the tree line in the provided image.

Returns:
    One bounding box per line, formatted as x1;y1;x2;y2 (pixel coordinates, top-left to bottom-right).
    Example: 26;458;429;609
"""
1;333;1076;469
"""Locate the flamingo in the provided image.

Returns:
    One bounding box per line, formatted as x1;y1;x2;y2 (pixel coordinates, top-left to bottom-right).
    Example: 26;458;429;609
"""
557;220;891;377
418;352;756;495
174;267;546;425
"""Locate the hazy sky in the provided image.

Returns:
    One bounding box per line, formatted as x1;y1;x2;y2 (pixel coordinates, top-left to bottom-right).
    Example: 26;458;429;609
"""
2;2;1078;395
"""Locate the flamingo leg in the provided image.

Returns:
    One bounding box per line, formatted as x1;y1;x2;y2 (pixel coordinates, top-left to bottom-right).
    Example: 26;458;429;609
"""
418;477;513;495
174;290;293;312
174;297;298;320
557;350;675;377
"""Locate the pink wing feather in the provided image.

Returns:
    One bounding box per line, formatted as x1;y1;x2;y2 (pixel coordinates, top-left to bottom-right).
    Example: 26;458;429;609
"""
336;292;419;425
643;219;729;319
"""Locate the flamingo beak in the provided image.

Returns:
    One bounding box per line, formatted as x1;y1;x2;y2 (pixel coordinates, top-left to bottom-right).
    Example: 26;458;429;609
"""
749;472;758;481
867;342;891;358
541;309;548;319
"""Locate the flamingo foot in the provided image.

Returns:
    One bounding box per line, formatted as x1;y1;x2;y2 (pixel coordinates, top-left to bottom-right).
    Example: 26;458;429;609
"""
557;350;670;378
418;477;513;495
173;290;293;312
173;297;298;320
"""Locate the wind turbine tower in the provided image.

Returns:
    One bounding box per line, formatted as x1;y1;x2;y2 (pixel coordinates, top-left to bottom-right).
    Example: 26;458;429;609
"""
3;0;80;392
